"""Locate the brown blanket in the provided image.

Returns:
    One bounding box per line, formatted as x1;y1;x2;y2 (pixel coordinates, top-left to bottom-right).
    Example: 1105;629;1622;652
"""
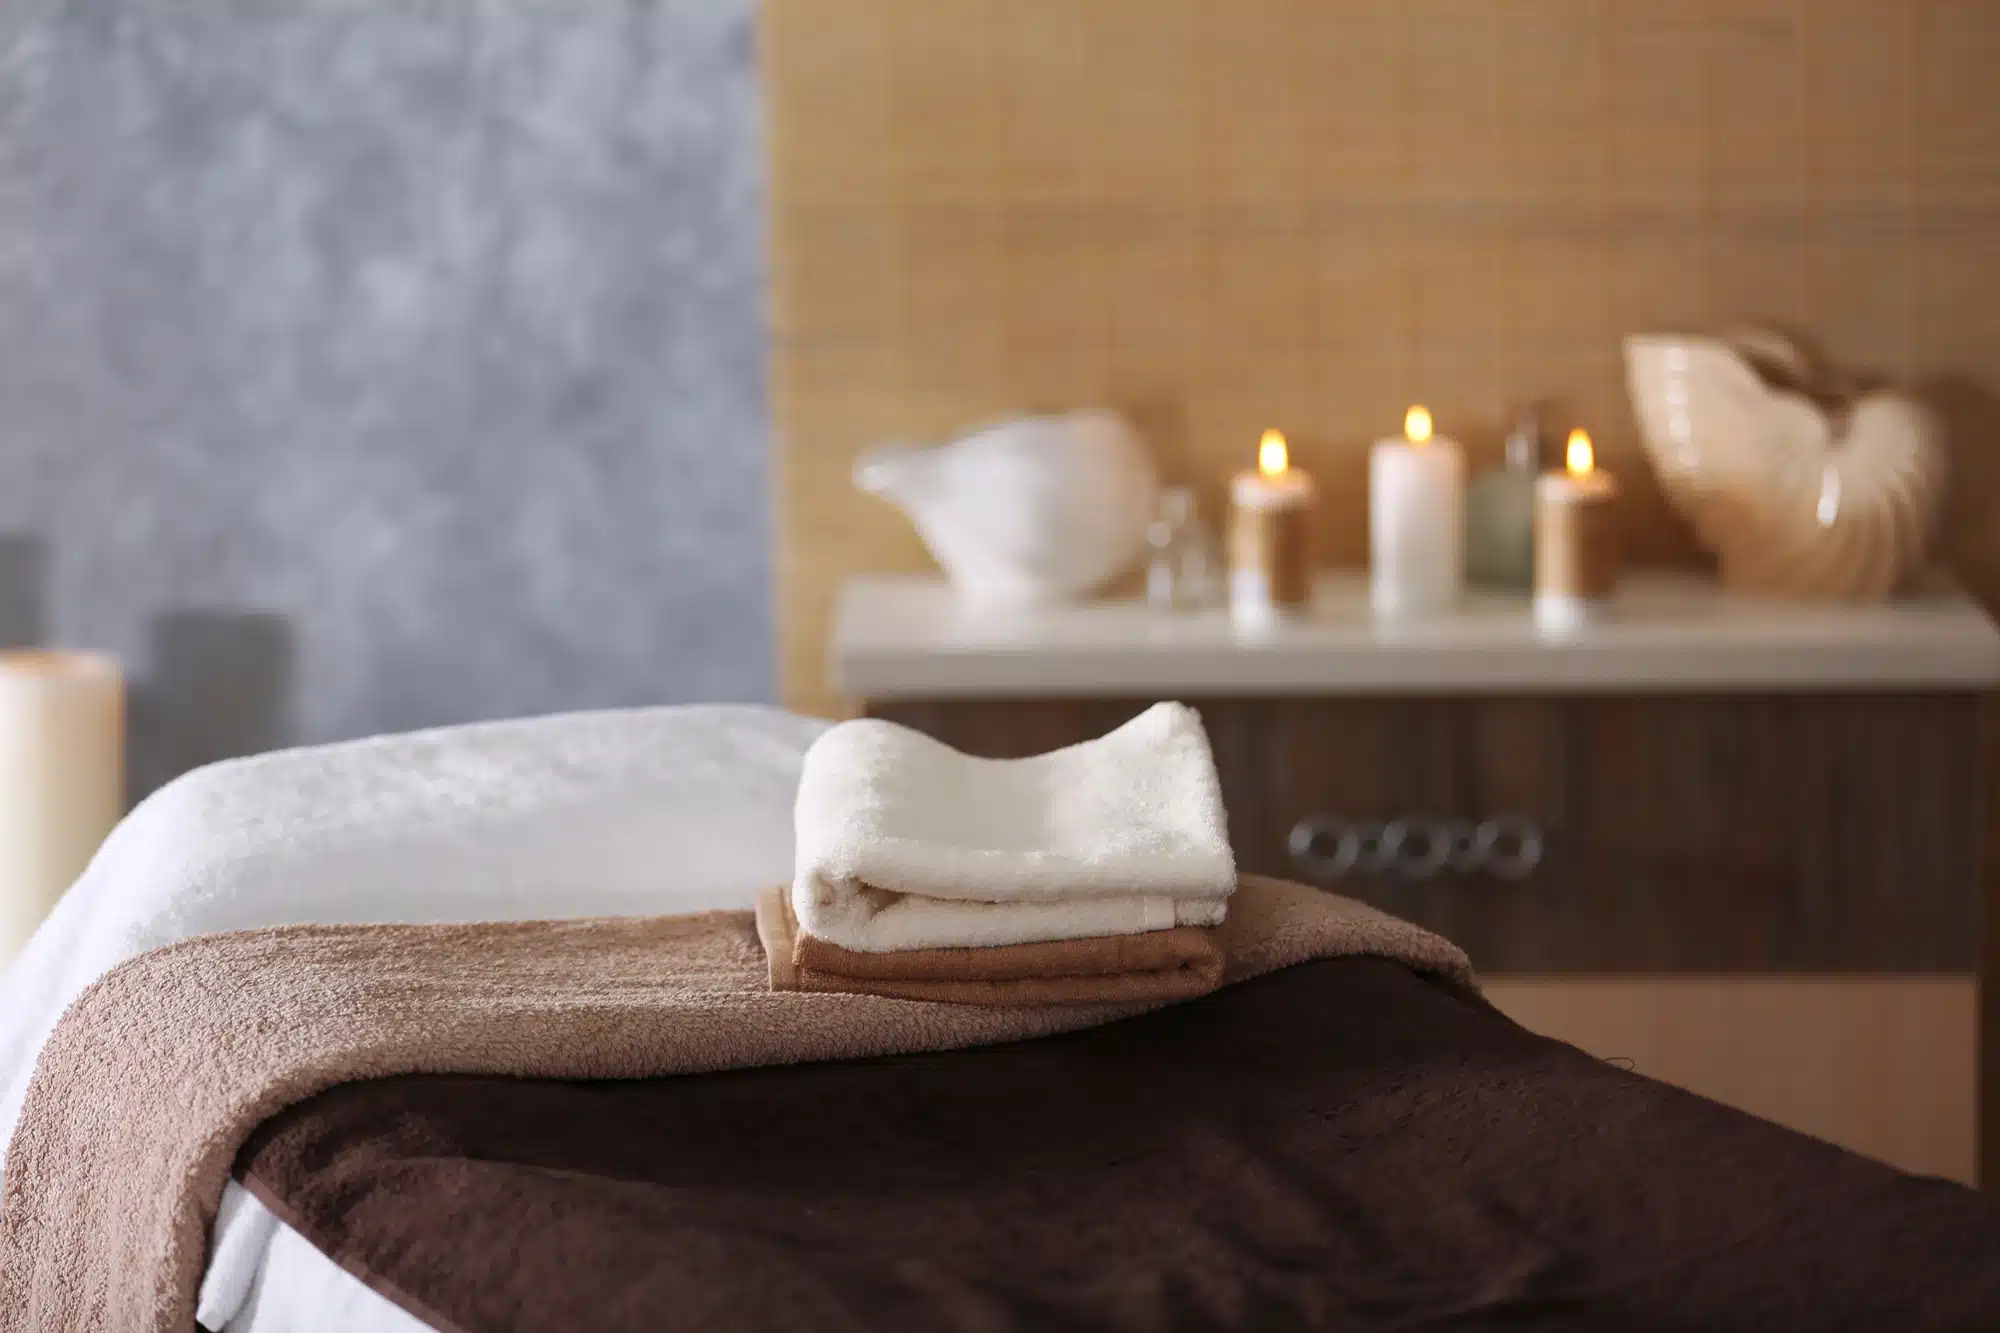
0;875;1470;1333
756;885;1227;1005
236;956;2000;1333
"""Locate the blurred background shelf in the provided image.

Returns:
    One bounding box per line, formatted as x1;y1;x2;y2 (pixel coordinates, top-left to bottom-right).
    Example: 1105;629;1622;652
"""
833;571;2000;698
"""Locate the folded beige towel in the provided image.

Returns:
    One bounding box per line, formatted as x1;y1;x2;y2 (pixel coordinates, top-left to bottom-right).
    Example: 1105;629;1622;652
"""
756;886;1225;1006
0;875;1472;1333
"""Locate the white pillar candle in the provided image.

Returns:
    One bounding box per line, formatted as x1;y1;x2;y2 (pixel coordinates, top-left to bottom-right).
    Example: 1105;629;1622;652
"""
0;653;124;970
1370;406;1465;619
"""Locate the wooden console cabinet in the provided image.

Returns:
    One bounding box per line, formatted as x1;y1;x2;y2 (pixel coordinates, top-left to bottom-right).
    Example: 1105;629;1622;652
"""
835;574;2000;1186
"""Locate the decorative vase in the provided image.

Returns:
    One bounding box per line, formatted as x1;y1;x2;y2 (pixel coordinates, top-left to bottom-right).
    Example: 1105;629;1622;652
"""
1623;329;1948;601
853;410;1160;606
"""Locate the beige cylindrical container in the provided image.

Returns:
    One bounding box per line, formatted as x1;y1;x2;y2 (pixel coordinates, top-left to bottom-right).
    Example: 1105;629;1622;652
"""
1229;430;1318;628
1534;430;1621;632
0;653;124;969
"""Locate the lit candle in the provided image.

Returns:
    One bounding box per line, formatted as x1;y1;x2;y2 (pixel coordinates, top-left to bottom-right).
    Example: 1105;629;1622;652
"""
1533;429;1622;632
1229;428;1318;628
1370;406;1465;618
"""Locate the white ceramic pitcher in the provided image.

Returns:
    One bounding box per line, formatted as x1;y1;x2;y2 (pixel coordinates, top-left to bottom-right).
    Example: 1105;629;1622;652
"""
854;410;1160;605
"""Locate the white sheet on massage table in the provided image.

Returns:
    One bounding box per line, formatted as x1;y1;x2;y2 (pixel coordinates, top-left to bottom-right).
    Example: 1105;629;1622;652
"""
201;1185;434;1333
0;703;828;1333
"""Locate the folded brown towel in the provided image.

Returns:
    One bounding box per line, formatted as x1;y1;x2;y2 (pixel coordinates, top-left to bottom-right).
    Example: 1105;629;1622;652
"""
755;887;1226;1006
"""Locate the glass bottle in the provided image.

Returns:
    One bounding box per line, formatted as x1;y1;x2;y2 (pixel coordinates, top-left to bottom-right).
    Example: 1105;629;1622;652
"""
1465;409;1542;592
1145;486;1220;611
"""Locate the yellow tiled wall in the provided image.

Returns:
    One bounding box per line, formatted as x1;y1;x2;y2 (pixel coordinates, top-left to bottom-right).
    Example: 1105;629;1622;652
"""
765;0;2000;715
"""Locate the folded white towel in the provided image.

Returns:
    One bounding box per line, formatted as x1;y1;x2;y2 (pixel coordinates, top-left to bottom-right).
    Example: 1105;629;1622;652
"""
791;701;1236;952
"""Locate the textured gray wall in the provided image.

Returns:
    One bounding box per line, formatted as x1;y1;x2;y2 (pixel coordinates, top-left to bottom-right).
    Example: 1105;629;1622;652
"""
0;0;771;795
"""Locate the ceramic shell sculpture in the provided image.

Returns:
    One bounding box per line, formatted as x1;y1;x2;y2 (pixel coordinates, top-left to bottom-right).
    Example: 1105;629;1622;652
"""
1623;330;1948;600
854;409;1161;606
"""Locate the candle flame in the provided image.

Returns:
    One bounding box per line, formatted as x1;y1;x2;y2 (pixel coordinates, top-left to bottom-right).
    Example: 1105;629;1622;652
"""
1566;428;1595;476
1258;429;1289;477
1404;405;1433;446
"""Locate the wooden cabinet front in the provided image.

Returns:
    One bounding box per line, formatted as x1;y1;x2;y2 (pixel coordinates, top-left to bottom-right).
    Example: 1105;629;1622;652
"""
869;695;1983;975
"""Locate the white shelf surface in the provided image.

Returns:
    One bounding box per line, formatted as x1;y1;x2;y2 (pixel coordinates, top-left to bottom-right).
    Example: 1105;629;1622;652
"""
832;571;2000;698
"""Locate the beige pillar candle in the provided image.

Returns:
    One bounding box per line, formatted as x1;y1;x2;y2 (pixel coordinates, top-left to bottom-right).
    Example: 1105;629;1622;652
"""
1534;429;1621;633
0;653;124;969
1229;429;1318;629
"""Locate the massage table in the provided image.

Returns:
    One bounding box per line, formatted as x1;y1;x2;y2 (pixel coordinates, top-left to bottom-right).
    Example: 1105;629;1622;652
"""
0;706;1992;1332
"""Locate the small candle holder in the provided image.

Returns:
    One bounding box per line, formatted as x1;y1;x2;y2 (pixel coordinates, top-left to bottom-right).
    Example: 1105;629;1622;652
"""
1534;429;1621;632
1229;430;1317;629
1145;487;1221;612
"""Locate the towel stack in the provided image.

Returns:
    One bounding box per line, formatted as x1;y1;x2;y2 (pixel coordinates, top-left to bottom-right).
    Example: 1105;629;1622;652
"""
757;702;1237;1006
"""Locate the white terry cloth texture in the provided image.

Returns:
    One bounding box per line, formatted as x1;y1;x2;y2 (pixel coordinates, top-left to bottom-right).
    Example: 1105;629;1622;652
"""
791;701;1237;953
0;703;829;1197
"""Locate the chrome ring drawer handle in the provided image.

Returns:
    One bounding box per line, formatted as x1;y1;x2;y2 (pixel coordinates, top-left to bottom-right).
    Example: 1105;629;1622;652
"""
1289;815;1357;879
1444;818;1484;874
1477;815;1544;880
1292;814;1543;881
1352;819;1400;876
1386;816;1452;880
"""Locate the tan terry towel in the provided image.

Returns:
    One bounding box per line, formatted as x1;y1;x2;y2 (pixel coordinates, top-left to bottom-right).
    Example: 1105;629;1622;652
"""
0;875;1472;1333
757;886;1225;1006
